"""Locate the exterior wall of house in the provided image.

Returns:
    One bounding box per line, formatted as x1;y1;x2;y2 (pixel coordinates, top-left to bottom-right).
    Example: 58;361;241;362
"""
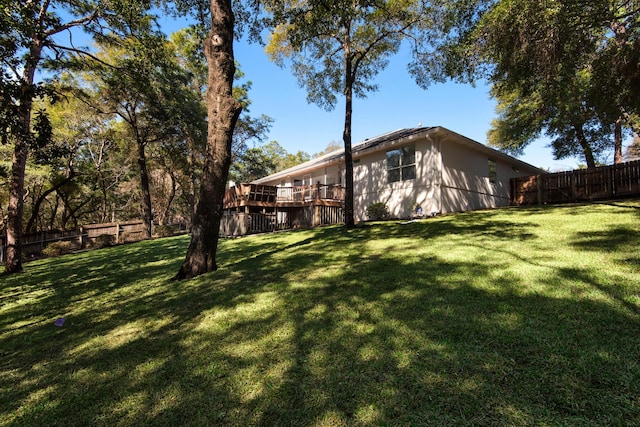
353;136;441;221
439;138;504;212
439;137;540;213
252;127;545;224
351;132;542;220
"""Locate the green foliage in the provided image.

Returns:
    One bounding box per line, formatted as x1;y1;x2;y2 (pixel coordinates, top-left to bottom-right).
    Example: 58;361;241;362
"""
265;0;430;111
42;241;75;257
625;135;640;161
312;140;342;158
416;0;640;166
366;201;390;220
1;0;163;272
230;140;310;182
487;79;612;167
230;146;277;183
154;225;175;238
93;234;116;249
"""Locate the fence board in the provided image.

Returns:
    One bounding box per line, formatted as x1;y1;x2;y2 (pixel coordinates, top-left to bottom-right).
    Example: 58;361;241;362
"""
1;220;148;261
511;160;640;205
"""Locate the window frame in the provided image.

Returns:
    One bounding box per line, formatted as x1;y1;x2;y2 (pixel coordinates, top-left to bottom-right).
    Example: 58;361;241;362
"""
488;158;497;184
386;145;416;184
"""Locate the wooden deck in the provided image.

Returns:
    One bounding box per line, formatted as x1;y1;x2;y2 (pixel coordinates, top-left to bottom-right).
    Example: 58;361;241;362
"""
221;183;345;236
223;183;345;209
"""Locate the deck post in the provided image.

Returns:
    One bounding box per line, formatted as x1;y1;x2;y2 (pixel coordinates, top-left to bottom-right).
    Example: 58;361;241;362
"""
314;205;320;226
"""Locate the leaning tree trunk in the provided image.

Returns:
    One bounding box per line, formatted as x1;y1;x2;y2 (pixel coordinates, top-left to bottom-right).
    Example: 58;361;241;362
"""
574;123;596;169
25;170;76;233
159;171;177;226
173;0;242;280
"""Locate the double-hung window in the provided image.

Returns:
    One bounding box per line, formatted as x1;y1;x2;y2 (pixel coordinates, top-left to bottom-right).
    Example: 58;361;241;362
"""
488;159;497;184
387;145;416;183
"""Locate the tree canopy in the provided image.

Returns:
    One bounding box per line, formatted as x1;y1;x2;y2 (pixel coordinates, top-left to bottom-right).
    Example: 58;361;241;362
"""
1;0;106;273
263;0;433;226
0;0;274;277
412;0;640;167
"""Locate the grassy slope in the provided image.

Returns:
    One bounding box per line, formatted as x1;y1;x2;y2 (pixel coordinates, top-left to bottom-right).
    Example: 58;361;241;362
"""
1;201;639;426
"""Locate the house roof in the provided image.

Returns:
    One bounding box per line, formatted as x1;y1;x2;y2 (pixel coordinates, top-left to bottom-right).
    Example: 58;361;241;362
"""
252;126;545;184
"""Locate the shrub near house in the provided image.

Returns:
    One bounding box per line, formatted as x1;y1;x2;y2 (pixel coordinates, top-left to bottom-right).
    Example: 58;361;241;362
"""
366;202;390;220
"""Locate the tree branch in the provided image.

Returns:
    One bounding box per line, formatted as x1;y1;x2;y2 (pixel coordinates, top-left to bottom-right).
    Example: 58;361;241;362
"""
45;10;100;38
48;42;119;69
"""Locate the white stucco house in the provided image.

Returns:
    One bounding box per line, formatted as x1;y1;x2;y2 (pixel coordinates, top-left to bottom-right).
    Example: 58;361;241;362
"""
221;126;544;234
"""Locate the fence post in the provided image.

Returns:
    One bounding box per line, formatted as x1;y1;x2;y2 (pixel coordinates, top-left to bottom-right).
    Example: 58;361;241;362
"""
78;227;84;249
536;175;542;205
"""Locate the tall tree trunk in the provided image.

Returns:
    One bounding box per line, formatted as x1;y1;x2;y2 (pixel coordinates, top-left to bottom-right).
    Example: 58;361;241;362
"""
100;173;109;223
342;37;355;228
173;0;242;280
49;194;60;230
614;117;623;164
574;124;596;169
5;43;41;273
5;135;29;273
188;136;198;227
342;83;355;228
136;139;153;239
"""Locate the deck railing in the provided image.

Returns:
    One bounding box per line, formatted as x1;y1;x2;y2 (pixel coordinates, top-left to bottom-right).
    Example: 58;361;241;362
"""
225;183;344;206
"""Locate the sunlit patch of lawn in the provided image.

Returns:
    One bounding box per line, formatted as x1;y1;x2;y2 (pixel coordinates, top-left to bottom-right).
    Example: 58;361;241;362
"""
1;200;639;426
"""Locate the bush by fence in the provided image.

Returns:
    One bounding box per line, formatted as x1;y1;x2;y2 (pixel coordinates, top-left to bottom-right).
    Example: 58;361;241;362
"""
511;160;640;205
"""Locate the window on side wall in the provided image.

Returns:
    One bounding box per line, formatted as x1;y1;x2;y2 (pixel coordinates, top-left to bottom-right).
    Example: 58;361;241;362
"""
387;145;416;183
488;159;497;184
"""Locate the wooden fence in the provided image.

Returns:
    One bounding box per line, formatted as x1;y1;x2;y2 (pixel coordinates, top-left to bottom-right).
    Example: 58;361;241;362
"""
0;220;147;262
83;220;147;246
511;160;640;205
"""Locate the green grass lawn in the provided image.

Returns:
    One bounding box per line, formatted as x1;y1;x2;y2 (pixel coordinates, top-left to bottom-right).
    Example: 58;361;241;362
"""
1;201;639;426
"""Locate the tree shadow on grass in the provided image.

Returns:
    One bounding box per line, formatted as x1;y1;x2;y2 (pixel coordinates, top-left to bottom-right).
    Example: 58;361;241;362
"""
2;213;640;426
570;225;640;253
349;209;540;243
1;230;336;426
251;250;640;425
0;236;189;335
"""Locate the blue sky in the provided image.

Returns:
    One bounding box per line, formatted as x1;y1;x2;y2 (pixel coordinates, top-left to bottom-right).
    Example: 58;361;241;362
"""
53;11;629;172
231;38;616;172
